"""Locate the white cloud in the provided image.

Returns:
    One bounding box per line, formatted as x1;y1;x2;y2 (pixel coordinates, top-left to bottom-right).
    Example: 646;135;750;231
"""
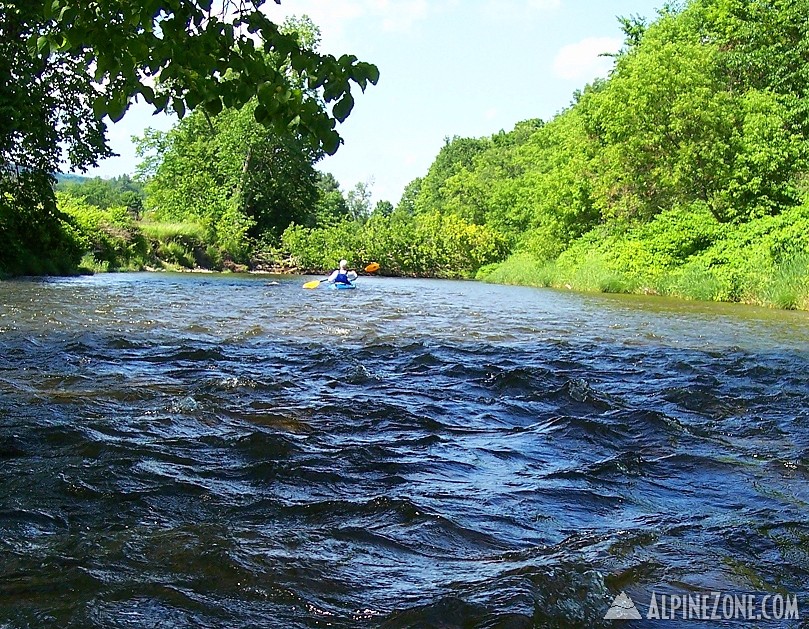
552;36;622;81
266;0;434;51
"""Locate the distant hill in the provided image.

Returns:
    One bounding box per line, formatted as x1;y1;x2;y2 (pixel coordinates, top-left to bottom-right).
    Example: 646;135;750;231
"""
55;173;90;185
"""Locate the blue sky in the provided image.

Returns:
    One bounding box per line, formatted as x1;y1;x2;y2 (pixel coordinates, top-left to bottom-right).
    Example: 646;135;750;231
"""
83;0;665;206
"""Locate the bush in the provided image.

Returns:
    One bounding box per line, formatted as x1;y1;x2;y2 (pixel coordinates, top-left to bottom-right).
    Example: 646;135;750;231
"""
484;200;809;309
57;192;149;270
281;210;508;278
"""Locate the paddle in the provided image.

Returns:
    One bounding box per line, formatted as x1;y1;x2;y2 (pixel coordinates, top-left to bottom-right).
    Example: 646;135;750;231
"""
302;262;379;289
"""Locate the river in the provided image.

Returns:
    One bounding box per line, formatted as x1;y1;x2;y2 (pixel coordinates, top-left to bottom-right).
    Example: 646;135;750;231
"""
1;272;807;628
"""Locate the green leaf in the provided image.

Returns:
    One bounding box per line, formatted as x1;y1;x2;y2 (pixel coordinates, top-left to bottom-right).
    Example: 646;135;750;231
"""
58;6;75;23
184;89;201;110
92;96;106;120
108;96;129;122
36;36;50;54
203;97;222;116
139;85;155;104
94;57;108;82
355;62;380;86
153;93;169;113
254;103;268;123
332;93;354;123
321;129;341;155
257;82;275;104
172;97;185;119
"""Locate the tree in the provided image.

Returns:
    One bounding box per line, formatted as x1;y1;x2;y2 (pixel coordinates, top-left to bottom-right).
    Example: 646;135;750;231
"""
577;0;807;223
56;175;145;213
138;99;321;255
314;172;350;226
346;181;373;222
0;1;378;274
1;2;112;273
372;200;394;217
396;178;423;214
32;1;379;154
414;136;491;215
239;126;320;240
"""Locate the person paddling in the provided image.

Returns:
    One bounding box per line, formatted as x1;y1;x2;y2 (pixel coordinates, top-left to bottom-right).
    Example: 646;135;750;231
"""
326;259;357;286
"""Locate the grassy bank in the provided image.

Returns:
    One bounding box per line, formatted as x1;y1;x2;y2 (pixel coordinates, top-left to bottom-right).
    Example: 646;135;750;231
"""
480;203;809;310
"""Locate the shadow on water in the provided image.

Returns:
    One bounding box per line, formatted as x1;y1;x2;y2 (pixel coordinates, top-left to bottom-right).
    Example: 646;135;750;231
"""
0;273;808;627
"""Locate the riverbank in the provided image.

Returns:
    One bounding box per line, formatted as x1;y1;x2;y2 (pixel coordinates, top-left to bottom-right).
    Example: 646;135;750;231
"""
14;193;806;313
479;203;809;312
480;253;809;311
69;249;809;314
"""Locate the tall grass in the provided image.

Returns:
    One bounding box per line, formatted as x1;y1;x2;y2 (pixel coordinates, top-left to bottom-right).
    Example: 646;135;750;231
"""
664;263;723;302
565;255;635;294
479;253;557;287
486;249;809;311
757;254;809;309
138;221;207;243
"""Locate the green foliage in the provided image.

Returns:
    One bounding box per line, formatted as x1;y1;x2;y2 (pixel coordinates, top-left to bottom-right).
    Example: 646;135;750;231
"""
485;200;809;309
138;221;207;246
137;220;209;269
397;178;423;214
478;254;557;287
760;254;809;310
1;2;376;275
32;1;378;154
345;181;374;223
138;98;319;260
314;172;351;226
57;192;150;270
282;209;509;278
55;175;145;213
414;136;492;216
0;186;85;275
156;241;195;269
7;0;809;309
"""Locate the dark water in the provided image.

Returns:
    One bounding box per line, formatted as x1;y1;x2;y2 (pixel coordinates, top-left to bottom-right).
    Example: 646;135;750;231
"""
1;272;808;628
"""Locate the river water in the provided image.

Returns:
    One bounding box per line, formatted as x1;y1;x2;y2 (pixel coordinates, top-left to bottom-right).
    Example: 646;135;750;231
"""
1;272;808;628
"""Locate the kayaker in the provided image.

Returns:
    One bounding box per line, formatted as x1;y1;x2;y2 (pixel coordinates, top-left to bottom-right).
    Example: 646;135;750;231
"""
326;259;357;285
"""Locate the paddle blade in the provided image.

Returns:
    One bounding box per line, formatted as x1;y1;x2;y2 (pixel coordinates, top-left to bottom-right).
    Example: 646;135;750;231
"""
302;280;321;289
365;262;380;273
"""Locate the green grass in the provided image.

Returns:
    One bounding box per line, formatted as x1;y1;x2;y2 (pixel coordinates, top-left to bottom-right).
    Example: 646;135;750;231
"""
77;252;109;274
565;255;635;294
486;249;809;311
138;221;207;243
756;254;809;309
664;263;724;302
157;241;195;268
480;253;557;286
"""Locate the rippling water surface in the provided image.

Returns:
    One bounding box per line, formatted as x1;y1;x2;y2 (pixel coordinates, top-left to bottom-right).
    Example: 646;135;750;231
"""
1;272;808;627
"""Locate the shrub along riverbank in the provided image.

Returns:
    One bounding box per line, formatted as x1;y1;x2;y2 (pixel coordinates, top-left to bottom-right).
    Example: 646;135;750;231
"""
23;182;808;313
479;202;809;310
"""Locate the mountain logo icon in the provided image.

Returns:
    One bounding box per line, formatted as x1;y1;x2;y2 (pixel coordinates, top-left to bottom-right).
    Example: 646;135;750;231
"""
604;591;642;620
